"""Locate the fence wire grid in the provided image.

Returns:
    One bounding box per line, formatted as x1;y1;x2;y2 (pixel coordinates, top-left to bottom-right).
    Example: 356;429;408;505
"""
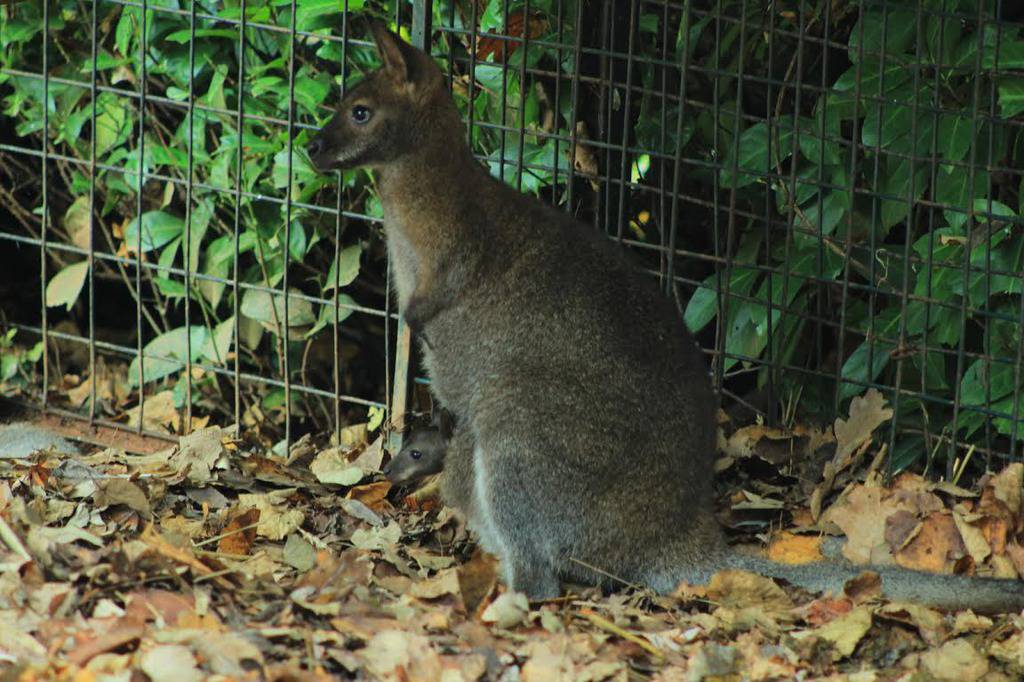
1;0;1022;475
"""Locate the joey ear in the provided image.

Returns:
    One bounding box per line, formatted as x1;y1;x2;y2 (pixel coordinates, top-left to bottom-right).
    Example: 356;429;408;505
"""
436;408;455;440
369;21;417;85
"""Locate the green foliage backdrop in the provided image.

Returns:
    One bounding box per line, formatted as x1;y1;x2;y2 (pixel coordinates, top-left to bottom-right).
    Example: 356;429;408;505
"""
0;0;1022;468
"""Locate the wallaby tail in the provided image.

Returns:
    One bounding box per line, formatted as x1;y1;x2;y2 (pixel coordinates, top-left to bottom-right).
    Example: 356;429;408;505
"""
723;553;1024;615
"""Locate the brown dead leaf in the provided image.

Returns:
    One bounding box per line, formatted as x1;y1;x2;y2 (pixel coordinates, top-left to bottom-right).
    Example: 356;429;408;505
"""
138;644;204;682
842;571;883;605
65;614;147;666
359;630;444;681
331;615;400;642
989;631;1024;668
951;610;993;635
346;480;392;512
519;637;576;681
920;638;989;681
457;550;499;616
123;590;211;627
767;532;823;565
798;596;854;627
706;570;794;613
986;462;1023;516
823;486;906;566
791;605;873;660
139;525;227;586
480;591;529;629
894;511;965;574
411;568;461;600
126;390;179;433
832;389;893;466
237;491;305;540
173;425;230;483
883;509;922;551
952;509;991;565
877;602;946;645
1006;541;1024;577
572;122;600;187
94;478;152;516
474;11;548;61
218;507;260;556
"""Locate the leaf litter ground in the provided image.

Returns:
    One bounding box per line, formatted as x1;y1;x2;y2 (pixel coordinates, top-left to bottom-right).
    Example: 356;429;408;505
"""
1;388;1023;681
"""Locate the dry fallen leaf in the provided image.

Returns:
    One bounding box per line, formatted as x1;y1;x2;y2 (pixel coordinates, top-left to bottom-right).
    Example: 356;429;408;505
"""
218;507;260;556
480;591;530;629
706;570;794;613
94;478;151;516
237;491;304;540
893;511;965;574
767;531;824;565
138;644;204;682
919;638;989;681
791;605;873;660
309;447;363;486
832;389;893;466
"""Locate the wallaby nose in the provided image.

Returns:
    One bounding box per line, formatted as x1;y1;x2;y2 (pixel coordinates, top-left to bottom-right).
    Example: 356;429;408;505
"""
307;136;323;159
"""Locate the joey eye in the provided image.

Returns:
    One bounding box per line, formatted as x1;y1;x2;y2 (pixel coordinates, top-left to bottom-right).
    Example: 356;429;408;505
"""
410;450;423;460
351;105;372;125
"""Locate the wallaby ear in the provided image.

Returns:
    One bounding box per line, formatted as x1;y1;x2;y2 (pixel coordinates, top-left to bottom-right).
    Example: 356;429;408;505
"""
369;20;417;85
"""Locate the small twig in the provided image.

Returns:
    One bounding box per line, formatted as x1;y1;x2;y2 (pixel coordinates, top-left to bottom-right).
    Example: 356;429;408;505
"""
193;567;241;583
951;443;976;487
577;609;664;659
192;521;260;548
568;556;640;591
0;516;31;561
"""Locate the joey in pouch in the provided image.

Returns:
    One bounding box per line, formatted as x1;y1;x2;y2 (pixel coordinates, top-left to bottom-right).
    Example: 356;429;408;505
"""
384;410;453;485
308;23;1024;612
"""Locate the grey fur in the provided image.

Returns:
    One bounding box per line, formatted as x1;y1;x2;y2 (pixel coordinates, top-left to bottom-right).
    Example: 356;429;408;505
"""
0;422;78;459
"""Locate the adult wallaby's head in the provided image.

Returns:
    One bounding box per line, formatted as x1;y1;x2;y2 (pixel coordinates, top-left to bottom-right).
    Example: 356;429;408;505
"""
307;22;453;172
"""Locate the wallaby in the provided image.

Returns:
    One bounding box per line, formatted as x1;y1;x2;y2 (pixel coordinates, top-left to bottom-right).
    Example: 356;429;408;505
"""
308;23;1024;612
383;409;453;485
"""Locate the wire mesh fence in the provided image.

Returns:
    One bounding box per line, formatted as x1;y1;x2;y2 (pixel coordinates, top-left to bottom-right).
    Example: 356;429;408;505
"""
1;0;1022;474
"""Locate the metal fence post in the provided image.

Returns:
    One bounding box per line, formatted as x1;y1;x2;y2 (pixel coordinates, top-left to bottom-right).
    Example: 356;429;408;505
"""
387;0;433;453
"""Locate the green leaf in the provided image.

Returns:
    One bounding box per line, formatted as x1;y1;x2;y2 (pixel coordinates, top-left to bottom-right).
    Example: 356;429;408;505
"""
839;340;892;401
684;275;718;333
998;76;1024;119
199;316;234;365
720;122;793;189
164;28;239;44
799;191;849;236
324;244;361;293
924;3;961;66
848;9;916;63
124;211;184;252
241;288;316;333
959;358;1016;408
307;294;357;338
128;325;209;387
95;94;130;155
935;165;990;229
45;261;89;311
937;113;974;162
880;160;928;229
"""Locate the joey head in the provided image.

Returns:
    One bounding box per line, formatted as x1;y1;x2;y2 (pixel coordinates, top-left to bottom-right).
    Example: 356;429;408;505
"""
384;410;453;485
308;22;1024;613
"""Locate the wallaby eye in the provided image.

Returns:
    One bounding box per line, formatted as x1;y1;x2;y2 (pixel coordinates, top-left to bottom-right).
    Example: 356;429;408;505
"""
410;449;423;460
351;105;372;125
